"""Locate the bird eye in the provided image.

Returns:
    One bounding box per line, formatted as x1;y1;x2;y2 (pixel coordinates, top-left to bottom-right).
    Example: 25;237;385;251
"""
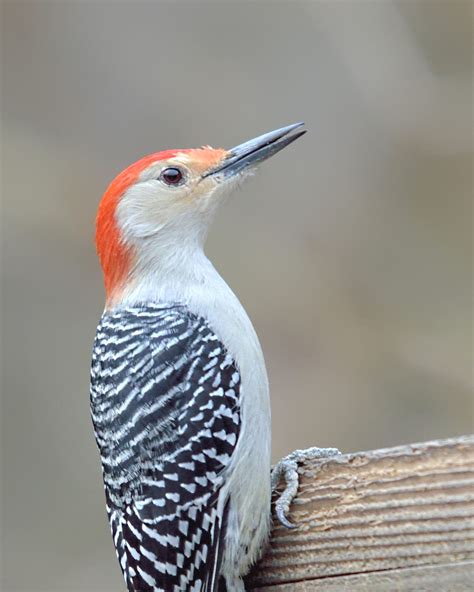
160;167;184;186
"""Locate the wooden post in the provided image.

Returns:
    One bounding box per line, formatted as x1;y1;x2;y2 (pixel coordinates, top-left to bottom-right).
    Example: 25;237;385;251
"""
247;435;474;591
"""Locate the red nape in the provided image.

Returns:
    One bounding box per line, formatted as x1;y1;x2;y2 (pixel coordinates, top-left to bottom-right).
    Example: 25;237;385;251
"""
95;150;190;304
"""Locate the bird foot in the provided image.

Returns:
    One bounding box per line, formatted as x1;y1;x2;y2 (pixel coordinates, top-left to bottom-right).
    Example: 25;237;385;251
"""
271;446;341;529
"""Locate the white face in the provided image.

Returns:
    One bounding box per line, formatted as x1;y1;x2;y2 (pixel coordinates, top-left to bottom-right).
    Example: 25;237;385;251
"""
115;123;307;262
116;149;242;251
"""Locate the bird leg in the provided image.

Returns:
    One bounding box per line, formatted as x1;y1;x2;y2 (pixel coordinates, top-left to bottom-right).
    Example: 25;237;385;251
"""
271;446;341;529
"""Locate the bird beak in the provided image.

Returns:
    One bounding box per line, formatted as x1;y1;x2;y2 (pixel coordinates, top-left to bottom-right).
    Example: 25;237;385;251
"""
203;122;307;179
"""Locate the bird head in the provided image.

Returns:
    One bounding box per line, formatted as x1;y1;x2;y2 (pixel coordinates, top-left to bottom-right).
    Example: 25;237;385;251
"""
96;123;306;306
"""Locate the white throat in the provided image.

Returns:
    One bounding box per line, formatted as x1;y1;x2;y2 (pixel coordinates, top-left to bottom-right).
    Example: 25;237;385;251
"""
122;242;218;307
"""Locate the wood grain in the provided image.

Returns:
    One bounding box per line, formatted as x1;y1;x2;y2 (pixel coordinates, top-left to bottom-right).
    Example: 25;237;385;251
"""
248;562;473;591
247;436;474;589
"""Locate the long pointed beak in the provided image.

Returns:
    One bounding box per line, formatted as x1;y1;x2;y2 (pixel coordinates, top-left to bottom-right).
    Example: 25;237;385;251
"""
204;122;307;179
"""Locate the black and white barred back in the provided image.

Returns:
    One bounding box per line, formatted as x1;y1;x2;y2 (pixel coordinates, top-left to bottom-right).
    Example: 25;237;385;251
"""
90;303;241;592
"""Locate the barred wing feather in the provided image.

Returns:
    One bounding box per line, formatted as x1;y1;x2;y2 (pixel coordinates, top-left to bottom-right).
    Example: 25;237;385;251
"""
90;304;241;592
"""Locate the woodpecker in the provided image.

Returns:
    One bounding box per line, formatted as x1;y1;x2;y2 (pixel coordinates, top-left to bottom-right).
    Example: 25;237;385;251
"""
90;123;336;592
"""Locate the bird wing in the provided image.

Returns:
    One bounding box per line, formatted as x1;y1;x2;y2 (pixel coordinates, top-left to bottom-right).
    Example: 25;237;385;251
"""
90;303;241;592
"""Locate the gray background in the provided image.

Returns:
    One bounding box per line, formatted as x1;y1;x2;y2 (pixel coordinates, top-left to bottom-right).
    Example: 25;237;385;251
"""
1;1;472;590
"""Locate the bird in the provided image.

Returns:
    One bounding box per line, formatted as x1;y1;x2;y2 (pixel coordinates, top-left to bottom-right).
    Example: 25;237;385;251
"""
90;123;331;592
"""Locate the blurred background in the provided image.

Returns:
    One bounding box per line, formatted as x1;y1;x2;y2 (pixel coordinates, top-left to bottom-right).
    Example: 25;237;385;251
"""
1;1;472;590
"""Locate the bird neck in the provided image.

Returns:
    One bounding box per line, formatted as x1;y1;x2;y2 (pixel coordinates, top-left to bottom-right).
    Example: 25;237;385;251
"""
111;241;219;310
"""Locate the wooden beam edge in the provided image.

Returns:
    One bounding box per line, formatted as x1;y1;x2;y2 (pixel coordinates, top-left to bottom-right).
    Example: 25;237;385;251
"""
247;435;474;589
249;561;474;591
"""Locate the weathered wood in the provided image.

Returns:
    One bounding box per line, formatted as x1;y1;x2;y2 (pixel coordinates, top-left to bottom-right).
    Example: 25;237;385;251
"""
247;436;474;590
248;562;473;591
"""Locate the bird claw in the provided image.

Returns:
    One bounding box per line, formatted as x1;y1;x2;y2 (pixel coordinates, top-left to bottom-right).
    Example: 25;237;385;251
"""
271;446;341;529
276;504;298;529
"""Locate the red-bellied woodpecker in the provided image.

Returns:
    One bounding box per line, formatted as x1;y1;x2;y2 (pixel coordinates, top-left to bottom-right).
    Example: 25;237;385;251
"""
90;123;339;591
